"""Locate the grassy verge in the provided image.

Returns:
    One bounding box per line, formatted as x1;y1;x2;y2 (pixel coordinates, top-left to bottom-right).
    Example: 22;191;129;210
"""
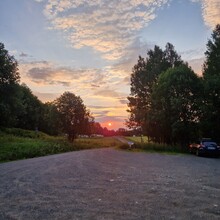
75;137;122;150
125;136;149;143
122;136;187;154
0;128;122;162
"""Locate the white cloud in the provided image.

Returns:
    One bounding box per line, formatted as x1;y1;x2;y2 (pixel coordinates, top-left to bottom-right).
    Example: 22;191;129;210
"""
35;0;169;60
192;0;220;29
202;0;220;28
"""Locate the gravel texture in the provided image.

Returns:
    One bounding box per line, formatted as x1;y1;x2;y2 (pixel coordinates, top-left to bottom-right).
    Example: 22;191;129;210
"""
0;148;220;220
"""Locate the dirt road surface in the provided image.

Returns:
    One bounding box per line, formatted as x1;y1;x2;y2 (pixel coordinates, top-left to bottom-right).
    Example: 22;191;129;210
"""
0;148;220;220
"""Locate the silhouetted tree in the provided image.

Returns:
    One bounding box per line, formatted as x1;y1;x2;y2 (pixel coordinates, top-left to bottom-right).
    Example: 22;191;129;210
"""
0;42;21;127
127;43;183;138
39;102;60;135
201;24;220;141
55;92;91;142
150;64;202;145
16;84;43;130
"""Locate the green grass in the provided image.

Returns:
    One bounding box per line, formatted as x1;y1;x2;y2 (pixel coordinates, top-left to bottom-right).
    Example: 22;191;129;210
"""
125;136;149;143
123;136;187;154
0;128;123;162
75;137;122;150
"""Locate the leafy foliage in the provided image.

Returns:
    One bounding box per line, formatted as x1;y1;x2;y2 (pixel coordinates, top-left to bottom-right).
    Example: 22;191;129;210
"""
127;25;220;145
0;43;20;85
39;102;60;135
203;24;220;77
0;42;100;139
0;43;20;126
55;92;93;142
127;43;183;138
16;84;43;130
150;64;202;145
201;24;220;141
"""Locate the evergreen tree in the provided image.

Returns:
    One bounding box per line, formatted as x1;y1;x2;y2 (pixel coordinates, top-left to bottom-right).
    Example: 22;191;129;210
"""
201;24;220;141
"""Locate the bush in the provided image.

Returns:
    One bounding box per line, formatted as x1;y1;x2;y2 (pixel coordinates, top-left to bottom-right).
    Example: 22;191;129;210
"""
0;127;48;139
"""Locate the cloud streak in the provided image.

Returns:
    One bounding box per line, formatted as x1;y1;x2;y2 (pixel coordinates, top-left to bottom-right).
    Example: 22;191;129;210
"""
21;60;105;87
36;0;169;60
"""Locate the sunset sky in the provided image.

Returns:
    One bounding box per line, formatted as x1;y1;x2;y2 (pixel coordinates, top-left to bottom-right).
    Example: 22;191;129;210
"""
0;0;219;129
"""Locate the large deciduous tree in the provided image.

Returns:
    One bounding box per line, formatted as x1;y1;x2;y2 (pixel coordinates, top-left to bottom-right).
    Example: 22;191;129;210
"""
0;43;20;85
201;24;220;141
0;42;20;126
127;43;183;137
150;64;202;146
55;92;91;142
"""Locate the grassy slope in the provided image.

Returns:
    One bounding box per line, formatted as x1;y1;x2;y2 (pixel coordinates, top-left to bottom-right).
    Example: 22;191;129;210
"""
0;128;122;162
124;136;186;154
125;136;149;143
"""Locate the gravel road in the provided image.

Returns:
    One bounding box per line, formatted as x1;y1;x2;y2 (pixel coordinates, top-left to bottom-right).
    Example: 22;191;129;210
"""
0;148;220;220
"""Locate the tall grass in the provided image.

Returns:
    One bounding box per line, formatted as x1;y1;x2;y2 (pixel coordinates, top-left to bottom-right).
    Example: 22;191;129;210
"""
75;137;122;150
123;136;186;154
126;136;149;143
0;128;122;162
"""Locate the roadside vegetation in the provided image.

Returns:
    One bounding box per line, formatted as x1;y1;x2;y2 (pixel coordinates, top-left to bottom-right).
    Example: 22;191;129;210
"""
0;128;122;162
1;25;220;159
127;25;220;147
121;136;187;154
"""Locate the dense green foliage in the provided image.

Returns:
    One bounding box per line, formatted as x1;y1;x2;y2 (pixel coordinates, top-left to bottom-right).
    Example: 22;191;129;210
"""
127;43;185;141
54;92;93;142
127;25;220;145
150;64;202;145
201;24;220;142
0;43;20;127
127;43;183;134
122;136;185;154
16;84;43;130
0;43;104;139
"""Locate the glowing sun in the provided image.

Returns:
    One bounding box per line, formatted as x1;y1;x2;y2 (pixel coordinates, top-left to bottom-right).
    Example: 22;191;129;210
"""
108;122;112;127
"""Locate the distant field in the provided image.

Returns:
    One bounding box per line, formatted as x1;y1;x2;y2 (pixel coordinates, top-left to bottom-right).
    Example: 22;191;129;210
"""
0;128;122;162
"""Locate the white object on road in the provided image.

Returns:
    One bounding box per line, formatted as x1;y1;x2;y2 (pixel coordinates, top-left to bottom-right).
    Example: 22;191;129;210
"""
128;142;134;148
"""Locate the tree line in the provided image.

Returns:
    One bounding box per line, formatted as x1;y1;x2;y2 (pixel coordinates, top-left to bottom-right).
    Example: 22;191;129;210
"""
127;24;220;146
0;43;118;141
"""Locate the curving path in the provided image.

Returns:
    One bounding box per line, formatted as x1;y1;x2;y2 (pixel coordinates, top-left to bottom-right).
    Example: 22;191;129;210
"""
0;148;220;219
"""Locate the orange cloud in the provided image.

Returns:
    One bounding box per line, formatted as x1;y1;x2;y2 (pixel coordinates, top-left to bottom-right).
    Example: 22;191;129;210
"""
192;0;220;28
202;0;220;28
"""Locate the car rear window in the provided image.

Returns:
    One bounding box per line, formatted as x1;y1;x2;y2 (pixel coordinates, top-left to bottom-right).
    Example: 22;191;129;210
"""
203;142;217;146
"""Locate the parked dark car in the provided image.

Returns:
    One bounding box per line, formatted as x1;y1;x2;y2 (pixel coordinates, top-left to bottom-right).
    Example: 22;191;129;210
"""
189;138;220;157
